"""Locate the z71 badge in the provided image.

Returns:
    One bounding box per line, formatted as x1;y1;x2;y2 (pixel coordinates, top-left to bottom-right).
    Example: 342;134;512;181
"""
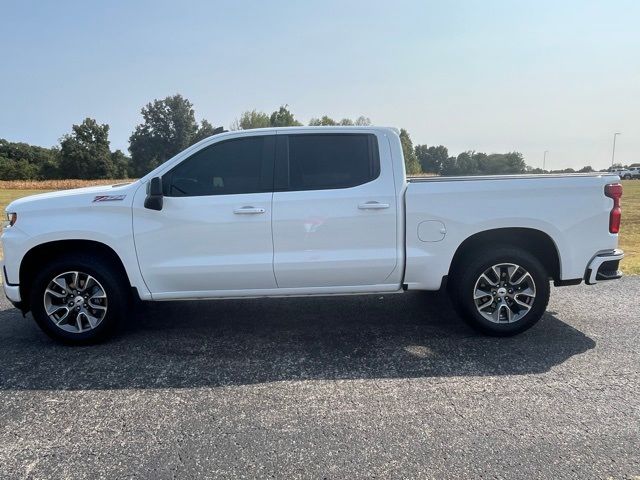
93;195;126;202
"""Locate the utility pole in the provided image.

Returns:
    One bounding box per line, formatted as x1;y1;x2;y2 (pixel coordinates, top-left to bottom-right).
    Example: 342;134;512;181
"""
611;132;621;167
543;150;548;171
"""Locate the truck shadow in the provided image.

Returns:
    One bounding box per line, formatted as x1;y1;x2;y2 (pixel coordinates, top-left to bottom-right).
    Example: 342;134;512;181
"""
0;291;595;390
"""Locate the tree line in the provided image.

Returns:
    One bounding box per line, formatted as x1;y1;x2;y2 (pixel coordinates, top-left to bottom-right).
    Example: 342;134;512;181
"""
0;94;603;180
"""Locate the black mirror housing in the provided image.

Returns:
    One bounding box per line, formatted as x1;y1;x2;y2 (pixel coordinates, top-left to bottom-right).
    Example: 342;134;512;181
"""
144;177;164;211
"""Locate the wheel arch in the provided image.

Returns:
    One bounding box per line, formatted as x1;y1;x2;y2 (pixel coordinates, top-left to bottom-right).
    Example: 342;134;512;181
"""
448;227;561;282
19;239;133;311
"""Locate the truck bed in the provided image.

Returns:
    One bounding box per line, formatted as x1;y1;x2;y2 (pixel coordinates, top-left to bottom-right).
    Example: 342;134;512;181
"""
402;173;620;290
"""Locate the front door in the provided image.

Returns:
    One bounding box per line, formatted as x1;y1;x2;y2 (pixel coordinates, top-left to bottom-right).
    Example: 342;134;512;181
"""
133;134;276;296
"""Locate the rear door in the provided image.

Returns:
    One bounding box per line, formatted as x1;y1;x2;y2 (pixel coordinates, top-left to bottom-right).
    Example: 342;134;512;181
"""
271;131;398;288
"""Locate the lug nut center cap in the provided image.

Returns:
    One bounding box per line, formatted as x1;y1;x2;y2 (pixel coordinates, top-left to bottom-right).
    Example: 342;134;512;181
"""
74;296;84;307
497;287;507;297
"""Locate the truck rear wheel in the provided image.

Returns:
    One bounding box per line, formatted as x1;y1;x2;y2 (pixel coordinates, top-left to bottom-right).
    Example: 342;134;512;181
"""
448;246;550;336
30;253;128;344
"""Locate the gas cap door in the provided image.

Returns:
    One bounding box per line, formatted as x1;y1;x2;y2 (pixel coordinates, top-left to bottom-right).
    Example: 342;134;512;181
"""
417;220;447;242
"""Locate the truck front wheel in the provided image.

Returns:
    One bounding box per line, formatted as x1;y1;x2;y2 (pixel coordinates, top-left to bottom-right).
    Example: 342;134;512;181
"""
30;253;128;344
449;247;550;336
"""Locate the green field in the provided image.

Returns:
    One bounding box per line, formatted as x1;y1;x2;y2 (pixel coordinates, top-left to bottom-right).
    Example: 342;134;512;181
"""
619;180;640;274
1;182;639;273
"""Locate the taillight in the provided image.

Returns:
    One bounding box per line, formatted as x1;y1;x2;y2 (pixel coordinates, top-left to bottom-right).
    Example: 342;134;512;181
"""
604;183;622;234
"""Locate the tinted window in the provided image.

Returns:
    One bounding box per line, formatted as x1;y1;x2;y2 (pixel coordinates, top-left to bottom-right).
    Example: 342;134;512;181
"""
284;134;379;191
163;136;272;196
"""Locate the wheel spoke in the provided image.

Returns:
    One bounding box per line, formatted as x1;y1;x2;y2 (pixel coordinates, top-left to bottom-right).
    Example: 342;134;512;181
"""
517;286;535;298
45;288;66;299
477;297;494;310
479;273;498;287
76;313;84;333
88;300;106;310
490;304;502;322
55;308;70;325
82;275;96;292
491;265;502;283
498;303;512;322
46;303;66;315
511;271;531;287
474;288;492;300
513;296;532;310
83;311;100;329
52;277;68;292
46;305;70;324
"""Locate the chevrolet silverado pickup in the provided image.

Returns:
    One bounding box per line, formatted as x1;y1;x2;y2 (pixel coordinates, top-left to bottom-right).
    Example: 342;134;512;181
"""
1;127;624;344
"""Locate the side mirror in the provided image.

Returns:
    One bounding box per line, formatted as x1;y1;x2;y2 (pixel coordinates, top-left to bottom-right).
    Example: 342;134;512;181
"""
144;177;164;211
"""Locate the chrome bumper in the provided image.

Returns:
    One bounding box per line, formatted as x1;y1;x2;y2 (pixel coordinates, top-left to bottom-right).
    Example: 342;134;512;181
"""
585;249;624;285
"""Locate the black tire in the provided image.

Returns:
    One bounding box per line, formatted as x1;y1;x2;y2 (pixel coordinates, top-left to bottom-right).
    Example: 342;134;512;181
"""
448;246;550;336
30;253;128;345
623;175;631;180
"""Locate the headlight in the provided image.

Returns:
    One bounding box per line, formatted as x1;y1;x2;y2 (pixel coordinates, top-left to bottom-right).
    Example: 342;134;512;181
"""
4;212;17;228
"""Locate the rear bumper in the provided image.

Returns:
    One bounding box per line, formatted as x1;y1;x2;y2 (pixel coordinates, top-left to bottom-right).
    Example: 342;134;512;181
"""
585;249;624;285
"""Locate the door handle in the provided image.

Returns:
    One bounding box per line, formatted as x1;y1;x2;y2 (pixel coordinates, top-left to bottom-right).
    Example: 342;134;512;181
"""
358;201;390;210
233;206;266;214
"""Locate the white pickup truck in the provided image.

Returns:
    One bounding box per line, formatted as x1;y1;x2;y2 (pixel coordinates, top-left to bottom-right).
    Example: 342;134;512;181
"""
1;127;624;344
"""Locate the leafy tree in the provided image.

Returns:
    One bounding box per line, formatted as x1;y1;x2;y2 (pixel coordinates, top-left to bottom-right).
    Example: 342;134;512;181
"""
269;105;302;127
58;118;114;179
502;152;527;174
0;139;60;180
309;115;337;126
354;116;371;126
440;156;460;176
111;150;133;178
456;151;479;175
578;165;594;173
308;115;371;126
0;157;40;180
399;129;421;175
439;151;527;176
231;110;271;130
415;144;448;174
129;94;217;176
192;119;217;144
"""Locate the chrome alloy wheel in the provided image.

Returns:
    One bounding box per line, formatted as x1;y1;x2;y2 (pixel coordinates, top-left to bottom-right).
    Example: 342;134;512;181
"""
473;263;536;324
43;271;108;333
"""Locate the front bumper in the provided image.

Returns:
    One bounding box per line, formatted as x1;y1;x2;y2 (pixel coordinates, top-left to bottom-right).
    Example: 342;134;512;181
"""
585;249;624;285
2;263;21;303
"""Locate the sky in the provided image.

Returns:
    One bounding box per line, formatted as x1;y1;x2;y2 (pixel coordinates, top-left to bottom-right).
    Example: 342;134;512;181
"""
1;0;639;170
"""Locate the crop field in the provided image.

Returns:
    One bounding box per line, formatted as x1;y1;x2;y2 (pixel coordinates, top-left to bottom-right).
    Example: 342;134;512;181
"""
0;179;639;273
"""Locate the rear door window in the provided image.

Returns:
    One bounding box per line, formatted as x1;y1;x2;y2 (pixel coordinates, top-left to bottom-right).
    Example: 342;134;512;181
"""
276;134;380;191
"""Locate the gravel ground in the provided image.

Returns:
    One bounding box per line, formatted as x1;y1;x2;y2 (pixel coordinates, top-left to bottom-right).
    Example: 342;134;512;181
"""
0;278;638;479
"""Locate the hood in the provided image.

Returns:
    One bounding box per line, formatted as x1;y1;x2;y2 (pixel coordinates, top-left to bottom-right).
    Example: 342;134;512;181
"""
5;182;138;213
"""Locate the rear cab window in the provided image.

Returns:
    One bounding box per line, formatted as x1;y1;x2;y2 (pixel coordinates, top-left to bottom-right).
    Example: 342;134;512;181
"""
275;133;380;191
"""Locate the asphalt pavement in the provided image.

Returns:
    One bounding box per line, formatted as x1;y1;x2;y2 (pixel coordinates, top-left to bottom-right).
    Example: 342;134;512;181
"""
0;277;638;479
